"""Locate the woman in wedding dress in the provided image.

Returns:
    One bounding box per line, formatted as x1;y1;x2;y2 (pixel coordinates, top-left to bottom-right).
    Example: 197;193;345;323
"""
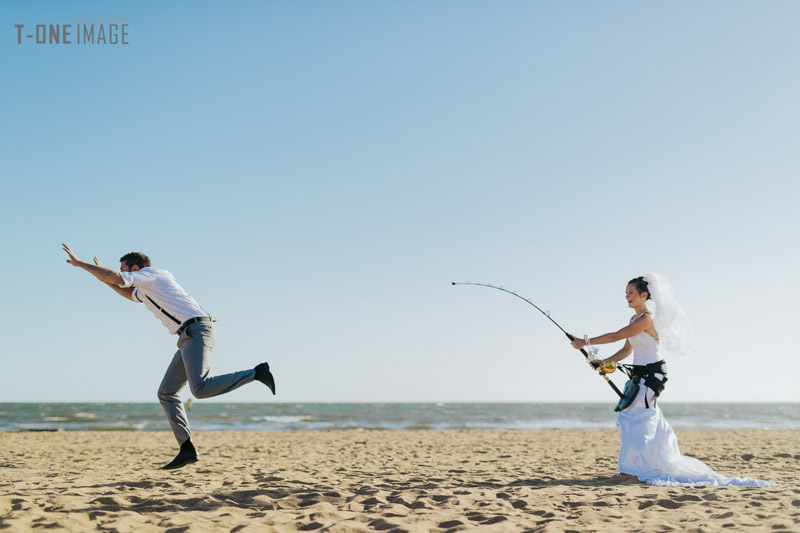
570;274;774;487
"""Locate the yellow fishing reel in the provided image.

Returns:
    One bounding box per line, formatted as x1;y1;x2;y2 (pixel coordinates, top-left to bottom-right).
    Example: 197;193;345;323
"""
584;335;616;374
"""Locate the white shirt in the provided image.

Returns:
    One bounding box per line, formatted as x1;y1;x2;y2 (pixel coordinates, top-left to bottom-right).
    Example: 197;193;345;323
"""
119;267;207;334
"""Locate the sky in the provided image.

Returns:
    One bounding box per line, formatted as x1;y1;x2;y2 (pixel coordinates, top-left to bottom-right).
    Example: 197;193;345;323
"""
1;0;798;404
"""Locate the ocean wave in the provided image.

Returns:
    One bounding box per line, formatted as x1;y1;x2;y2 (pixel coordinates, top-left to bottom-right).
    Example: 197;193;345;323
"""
2;403;798;432
249;415;307;423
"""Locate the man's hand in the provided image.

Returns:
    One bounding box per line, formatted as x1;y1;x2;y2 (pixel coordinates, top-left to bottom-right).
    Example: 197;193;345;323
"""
63;244;132;300
62;243;83;267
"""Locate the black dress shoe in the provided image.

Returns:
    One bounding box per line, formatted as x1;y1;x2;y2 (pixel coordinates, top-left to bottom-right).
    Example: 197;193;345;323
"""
254;362;276;395
161;449;198;470
162;440;199;470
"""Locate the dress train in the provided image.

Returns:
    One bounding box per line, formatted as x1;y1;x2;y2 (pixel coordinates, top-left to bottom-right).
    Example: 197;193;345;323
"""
617;384;775;487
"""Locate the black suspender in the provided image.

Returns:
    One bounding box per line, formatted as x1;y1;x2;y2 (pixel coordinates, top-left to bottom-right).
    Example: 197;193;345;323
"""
145;295;182;325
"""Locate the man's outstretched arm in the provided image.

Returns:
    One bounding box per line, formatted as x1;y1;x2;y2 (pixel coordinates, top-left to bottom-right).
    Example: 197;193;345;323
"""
91;256;136;301
62;243;134;301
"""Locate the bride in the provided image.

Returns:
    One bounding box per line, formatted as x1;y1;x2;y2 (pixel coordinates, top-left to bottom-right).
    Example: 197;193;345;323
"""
570;274;774;487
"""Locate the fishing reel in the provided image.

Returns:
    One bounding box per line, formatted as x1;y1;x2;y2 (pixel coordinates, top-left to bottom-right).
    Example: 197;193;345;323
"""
601;360;617;374
589;358;617;374
585;335;616;374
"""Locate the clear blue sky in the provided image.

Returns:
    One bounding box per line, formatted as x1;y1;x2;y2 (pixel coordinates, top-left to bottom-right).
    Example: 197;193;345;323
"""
2;1;798;403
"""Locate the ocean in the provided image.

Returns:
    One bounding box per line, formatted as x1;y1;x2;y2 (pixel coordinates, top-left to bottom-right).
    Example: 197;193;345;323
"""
1;403;798;432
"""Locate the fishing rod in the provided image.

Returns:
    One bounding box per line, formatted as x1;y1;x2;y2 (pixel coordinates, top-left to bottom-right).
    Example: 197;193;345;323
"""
452;281;623;398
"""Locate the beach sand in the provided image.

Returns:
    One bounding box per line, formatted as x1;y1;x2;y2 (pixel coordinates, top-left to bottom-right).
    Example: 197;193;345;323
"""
1;429;797;532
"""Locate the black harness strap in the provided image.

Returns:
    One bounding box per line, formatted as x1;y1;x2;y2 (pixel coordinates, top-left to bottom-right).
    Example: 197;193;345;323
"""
624;361;669;408
145;295;182;325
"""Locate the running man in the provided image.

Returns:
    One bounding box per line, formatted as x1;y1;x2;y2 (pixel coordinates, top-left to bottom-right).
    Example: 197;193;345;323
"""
62;244;276;470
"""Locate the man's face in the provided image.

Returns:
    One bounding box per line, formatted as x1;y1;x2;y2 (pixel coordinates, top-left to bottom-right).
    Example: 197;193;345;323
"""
120;262;140;273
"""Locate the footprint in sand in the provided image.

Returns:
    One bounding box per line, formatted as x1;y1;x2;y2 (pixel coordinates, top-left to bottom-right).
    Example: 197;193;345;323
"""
368;518;399;530
298;521;324;530
656;499;683;509
639;499;684;510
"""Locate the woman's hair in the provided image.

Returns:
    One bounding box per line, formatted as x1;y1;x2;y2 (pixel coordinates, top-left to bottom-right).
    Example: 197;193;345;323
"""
120;252;151;269
628;276;651;300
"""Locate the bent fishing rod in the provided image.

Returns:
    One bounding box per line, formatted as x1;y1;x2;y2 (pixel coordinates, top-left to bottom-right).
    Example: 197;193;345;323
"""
452;281;623;398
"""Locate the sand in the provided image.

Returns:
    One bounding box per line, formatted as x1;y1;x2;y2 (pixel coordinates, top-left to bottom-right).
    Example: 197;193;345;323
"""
0;429;797;532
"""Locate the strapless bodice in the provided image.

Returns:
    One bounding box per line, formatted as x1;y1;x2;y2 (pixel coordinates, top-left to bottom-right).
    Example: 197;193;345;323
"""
629;331;662;365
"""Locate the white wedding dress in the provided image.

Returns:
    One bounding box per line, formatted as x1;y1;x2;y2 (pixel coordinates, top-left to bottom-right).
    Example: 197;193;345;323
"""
617;330;775;487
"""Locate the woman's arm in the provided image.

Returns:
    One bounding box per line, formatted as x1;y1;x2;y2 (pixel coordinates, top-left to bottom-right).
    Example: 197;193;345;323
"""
587;339;632;369
571;314;652;349
602;340;632;364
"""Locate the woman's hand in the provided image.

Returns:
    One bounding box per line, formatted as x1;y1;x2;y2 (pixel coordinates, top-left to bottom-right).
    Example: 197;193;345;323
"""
571;337;587;350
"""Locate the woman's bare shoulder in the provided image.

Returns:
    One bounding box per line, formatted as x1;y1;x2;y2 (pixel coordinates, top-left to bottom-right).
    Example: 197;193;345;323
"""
631;311;654;325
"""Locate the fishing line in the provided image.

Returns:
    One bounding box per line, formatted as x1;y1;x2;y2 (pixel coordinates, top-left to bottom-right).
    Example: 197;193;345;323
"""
217;283;446;323
452;281;624;398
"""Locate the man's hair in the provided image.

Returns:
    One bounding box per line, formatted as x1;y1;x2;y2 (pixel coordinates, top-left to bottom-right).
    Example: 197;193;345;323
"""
120;252;151;269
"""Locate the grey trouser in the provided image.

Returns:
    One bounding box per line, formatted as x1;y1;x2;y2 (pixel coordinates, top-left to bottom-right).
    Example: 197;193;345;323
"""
157;320;255;444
